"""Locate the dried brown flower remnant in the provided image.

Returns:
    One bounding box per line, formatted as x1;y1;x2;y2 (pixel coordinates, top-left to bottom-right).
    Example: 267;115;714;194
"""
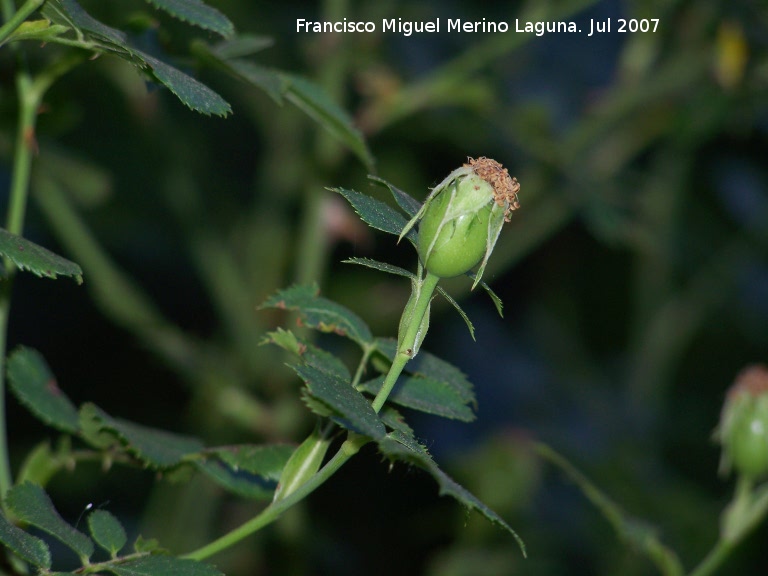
465;156;521;221
727;365;768;399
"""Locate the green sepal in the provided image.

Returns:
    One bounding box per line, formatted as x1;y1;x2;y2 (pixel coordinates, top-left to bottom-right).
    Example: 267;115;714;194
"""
344;258;476;339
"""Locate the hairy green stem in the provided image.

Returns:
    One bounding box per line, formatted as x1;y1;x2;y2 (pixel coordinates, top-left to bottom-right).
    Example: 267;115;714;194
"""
0;0;44;46
183;433;369;561
372;272;440;413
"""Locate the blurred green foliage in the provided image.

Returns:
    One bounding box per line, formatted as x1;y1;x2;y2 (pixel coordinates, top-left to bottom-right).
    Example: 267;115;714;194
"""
2;0;768;574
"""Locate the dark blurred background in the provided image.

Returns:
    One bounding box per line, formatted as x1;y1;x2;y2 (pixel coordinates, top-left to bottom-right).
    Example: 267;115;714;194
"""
2;0;768;574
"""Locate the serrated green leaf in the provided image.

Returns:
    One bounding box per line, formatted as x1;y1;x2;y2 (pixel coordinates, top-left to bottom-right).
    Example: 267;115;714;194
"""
281;74;373;171
333;187;417;245
6;482;94;561
107;555;223;576
374;338;476;407
196;444;294;499
137;50;231;116
143;0;234;38
534;443;683;576
0;228;83;283
262;328;351;383
290;363;385;440
7;347;80;434
88;510;126;557
79;404;204;468
379;433;526;556
41;0;130;48
368;176;423;218
360;375;475;422
259;283;373;346
0;511;51;568
379;406;414;437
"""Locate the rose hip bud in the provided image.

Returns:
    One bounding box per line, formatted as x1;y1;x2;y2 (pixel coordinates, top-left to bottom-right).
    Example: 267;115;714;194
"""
717;365;768;479
401;157;520;288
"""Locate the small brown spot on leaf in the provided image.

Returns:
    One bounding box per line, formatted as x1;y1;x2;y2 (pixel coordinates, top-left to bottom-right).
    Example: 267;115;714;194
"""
47;379;62;396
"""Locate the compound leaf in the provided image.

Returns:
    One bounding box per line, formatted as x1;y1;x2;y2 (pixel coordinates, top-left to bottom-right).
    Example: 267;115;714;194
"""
0;228;82;283
7;347;80;434
6;482;94;561
40;0;231;116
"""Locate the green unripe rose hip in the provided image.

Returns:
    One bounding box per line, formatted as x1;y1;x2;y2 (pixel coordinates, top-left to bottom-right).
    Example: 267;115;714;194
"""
405;157;521;287
417;174;495;278
717;365;768;479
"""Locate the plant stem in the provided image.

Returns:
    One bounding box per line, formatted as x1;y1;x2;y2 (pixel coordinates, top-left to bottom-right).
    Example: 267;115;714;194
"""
0;68;40;498
184;270;439;560
182;433;369;561
688;539;733;576
688;476;755;576
372;271;440;413
0;0;44;46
